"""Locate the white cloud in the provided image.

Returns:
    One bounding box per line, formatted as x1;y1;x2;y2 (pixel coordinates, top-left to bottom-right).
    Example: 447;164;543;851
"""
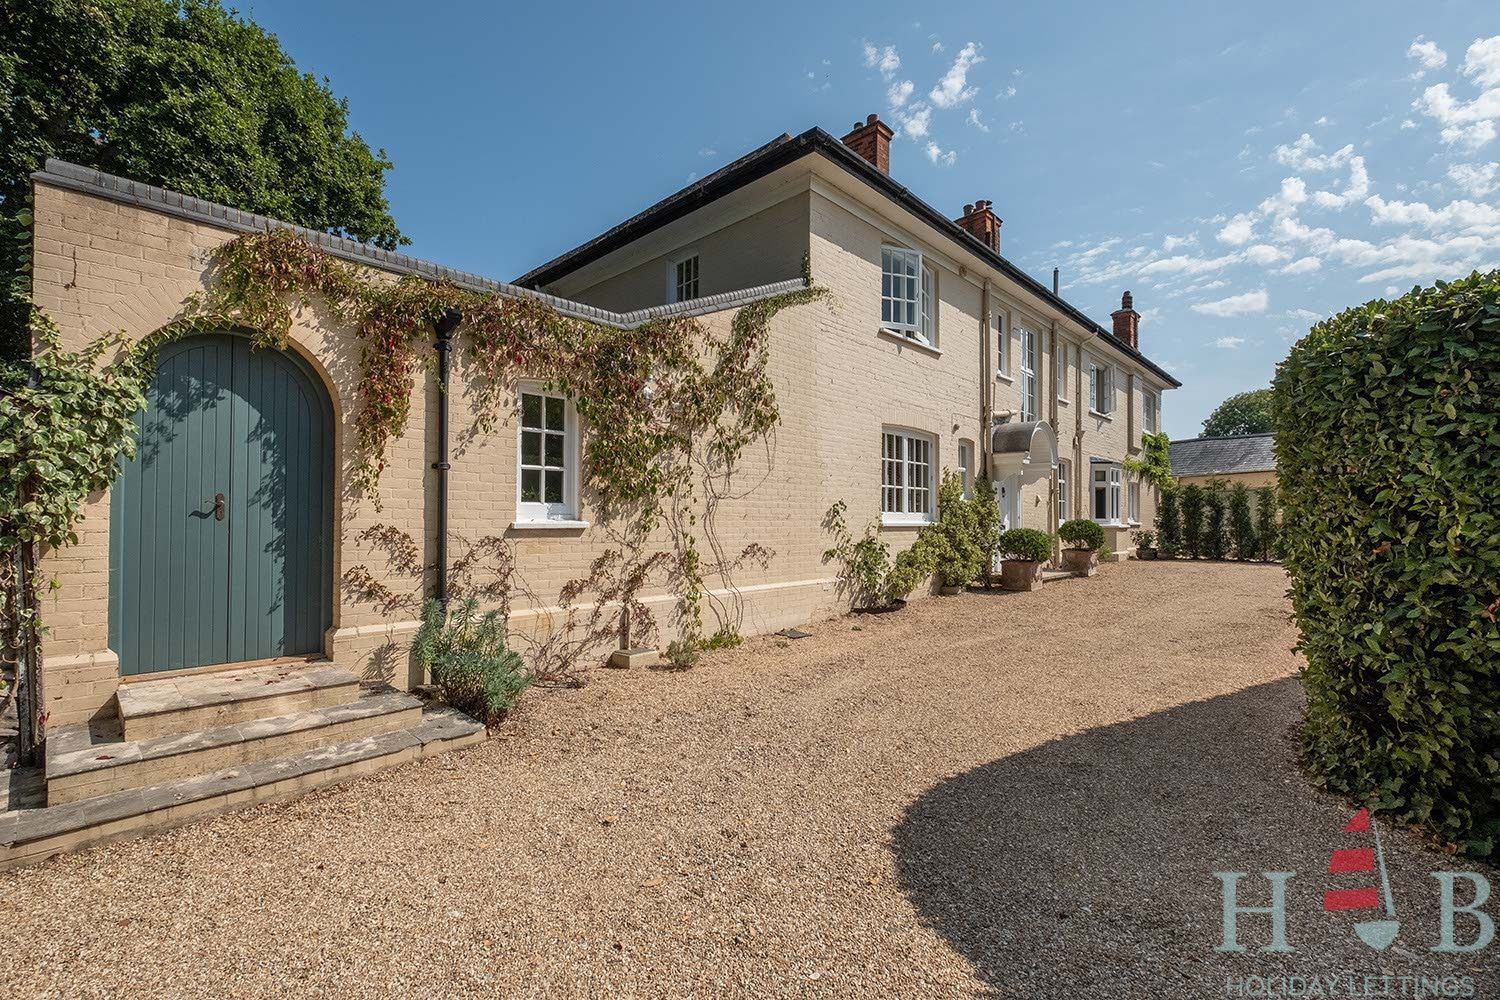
925;141;957;166
1462;35;1500;88
1448;161;1499;197
1138;253;1241;277
1214;336;1247;349
1314;115;1331;126
1407;36;1448;76
696;148;716;157
930;42;984;108
887;79;915;108
1364;194;1500;229
1441;121;1497;150
1193;290;1270;317
966;108;990;132
1310;156;1370;209
1286;308;1323;322
931;40;944;54
1163;234;1197;252
1413;83;1500;130
1281;256;1323;275
1244;244;1289;266
1218;213;1256;245
1273;134;1353;171
1401;118;1419;130
1259;177;1309;218
863;42;901;80
894;103;932;138
998;85;1017;99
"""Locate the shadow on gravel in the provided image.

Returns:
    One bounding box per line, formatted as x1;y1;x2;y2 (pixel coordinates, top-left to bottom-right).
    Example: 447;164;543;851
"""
893;679;1499;999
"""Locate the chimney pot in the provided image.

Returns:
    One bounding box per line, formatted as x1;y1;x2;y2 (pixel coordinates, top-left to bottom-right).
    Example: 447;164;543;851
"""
954;198;1002;253
1111;290;1141;349
842;113;895;174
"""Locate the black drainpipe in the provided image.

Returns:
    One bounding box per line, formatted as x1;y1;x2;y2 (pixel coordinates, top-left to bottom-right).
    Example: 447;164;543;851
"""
432;307;463;610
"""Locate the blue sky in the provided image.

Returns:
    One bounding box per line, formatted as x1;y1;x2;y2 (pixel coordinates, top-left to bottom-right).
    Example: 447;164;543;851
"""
243;0;1499;438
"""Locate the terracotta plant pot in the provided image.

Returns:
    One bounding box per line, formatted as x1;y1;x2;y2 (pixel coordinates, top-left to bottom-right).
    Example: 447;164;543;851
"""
1137;547;1159;561
1061;547;1099;577
999;559;1044;592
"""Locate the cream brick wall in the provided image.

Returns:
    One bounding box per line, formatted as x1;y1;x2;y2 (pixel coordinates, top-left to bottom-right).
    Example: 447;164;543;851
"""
30;159;1176;726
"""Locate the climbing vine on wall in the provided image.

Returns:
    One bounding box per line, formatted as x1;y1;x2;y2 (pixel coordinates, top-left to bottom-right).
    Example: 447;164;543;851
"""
195;229;827;658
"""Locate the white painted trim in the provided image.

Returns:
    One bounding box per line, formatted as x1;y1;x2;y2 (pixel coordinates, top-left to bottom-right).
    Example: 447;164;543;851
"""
509;519;590;531
516;383;580;522
877;328;942;356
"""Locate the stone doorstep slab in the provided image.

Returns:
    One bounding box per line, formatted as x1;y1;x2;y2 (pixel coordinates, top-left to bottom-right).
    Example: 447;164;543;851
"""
1;706;485;860
46;691;425;803
117;663;360;740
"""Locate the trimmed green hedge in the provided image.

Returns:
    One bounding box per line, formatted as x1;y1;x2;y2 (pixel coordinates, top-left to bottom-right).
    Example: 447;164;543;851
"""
997;527;1053;563
1058;518;1104;551
1274;271;1500;855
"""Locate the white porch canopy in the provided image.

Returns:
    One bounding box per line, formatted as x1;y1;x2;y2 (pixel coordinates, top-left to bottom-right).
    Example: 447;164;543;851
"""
989;420;1058;484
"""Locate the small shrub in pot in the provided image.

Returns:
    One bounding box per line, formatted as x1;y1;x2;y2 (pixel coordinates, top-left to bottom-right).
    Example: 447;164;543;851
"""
1057;518;1103;576
1133;529;1158;560
997;527;1052;591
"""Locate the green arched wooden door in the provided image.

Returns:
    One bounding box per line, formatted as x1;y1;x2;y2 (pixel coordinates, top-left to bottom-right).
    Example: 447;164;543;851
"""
109;333;334;676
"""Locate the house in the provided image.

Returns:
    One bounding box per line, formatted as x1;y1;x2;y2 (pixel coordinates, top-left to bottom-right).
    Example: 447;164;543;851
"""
9;113;1177;864
1168;433;1277;490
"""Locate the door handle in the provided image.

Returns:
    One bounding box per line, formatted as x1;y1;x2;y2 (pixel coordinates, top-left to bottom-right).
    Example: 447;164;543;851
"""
214;493;226;521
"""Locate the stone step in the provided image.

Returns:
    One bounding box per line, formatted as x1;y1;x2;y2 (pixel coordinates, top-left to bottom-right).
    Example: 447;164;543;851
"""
1041;569;1075;582
1;706;484;871
46;690;424;805
116;663;360;741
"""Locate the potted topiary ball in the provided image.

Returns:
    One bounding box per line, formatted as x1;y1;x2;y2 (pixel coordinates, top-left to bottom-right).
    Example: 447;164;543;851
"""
1133;529;1159;560
1057;518;1104;576
997;527;1053;592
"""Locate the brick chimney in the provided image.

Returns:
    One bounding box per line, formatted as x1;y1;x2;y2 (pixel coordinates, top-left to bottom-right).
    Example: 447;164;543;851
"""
842;114;894;174
955;199;1002;252
1111;290;1140;349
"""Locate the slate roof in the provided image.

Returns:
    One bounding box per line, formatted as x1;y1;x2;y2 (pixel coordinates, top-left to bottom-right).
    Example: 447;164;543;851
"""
1169;434;1277;478
516;127;1181;389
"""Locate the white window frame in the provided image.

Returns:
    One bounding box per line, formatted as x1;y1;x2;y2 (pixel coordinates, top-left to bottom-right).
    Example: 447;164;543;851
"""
1057;343;1071;401
516;384;579;523
668;253;700;303
957;439;974;499
1143;388;1159;434
1019;328;1038;422
1088;357;1115;416
880;246;937;348
1092;462;1123;525
881;428;936;525
1056;459;1070;522
995;312;1011;379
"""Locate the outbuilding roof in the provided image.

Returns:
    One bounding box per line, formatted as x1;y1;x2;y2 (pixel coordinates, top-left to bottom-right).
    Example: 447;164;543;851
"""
1168;433;1277;478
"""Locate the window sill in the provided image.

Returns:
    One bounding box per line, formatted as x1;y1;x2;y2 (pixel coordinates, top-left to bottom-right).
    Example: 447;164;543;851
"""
995;372;1013;384
510;519;590;531
1089;409;1114;421
880;514;933;528
1057;397;1070;406
877;328;942;356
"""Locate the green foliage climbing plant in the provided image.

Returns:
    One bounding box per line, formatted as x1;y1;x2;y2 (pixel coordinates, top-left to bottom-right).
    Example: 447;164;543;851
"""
1274;270;1500;855
197;229;826;657
1123;431;1175;492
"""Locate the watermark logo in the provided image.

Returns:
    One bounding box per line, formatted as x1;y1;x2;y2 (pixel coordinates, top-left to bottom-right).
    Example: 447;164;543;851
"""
1214;808;1494;955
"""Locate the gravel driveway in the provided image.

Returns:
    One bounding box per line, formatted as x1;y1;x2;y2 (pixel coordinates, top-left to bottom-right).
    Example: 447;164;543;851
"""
2;562;1495;998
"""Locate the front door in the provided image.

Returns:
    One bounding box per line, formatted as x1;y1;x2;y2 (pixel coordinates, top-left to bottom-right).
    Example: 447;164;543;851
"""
108;334;334;676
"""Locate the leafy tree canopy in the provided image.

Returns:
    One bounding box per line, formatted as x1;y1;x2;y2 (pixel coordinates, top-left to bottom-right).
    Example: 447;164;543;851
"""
0;0;406;359
1201;388;1273;437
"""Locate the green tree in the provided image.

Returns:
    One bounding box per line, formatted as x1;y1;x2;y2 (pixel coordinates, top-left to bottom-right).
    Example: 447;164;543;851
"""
1181;482;1205;558
1253;483;1278;561
1228;481;1256;560
1202;482;1229;560
1155;485;1183;558
1201;388;1274;437
0;0;406;360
